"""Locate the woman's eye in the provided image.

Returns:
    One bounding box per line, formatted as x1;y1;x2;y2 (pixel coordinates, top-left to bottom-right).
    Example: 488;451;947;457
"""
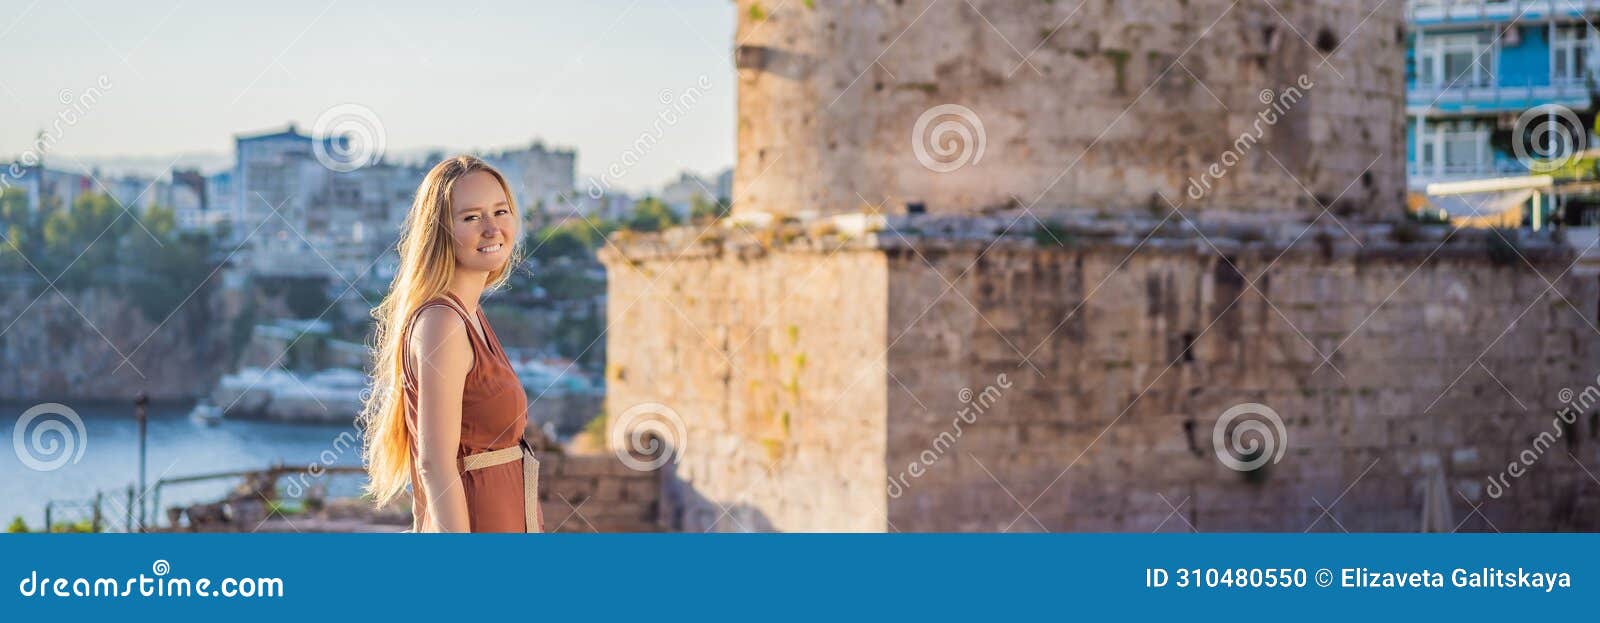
495;209;510;216
463;215;479;222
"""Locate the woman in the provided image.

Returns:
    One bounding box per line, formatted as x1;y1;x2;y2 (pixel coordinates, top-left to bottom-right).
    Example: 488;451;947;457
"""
361;155;542;532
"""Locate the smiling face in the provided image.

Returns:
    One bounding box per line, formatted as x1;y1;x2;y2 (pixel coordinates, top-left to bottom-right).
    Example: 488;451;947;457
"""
447;170;516;276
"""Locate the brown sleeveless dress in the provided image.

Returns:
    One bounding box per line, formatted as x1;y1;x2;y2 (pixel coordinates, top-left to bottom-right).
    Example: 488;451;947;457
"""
400;292;535;532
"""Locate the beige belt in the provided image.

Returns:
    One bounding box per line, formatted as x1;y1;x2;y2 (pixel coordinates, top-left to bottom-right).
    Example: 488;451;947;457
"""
459;441;543;533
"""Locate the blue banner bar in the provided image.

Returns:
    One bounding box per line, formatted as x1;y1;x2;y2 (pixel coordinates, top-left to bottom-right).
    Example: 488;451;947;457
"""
3;534;1594;620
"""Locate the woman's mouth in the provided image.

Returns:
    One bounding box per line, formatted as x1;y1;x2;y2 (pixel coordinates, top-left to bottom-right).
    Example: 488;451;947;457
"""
477;243;503;254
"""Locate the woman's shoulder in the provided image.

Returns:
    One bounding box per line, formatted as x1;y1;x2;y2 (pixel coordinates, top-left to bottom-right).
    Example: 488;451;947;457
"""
411;303;471;346
409;305;474;378
411;295;468;320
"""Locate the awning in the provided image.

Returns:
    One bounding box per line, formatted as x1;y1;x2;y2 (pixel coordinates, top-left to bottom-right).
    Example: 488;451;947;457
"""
1429;188;1533;220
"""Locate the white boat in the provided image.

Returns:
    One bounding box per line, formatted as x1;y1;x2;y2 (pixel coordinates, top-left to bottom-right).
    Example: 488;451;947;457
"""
212;367;297;416
189;400;223;425
264;368;366;422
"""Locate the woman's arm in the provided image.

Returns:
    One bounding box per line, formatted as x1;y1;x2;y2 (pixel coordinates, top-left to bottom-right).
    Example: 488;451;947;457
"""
410;306;475;532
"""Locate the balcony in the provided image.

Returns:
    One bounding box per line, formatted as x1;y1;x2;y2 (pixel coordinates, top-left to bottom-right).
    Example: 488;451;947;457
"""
1408;160;1530;188
1407;79;1593;115
1409;0;1600;26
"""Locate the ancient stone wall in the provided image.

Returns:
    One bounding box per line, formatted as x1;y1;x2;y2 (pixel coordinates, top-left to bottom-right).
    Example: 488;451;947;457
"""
883;223;1600;532
603;220;1600;532
733;0;1405;220
597;0;1593;533
538;453;664;532
601;233;890;532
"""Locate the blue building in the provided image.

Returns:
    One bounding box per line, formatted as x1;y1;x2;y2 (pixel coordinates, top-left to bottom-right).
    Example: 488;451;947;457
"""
1406;0;1600;188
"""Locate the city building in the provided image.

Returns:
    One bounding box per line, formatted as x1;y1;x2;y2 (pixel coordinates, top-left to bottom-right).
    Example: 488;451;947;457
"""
658;170;724;219
479;141;577;215
204;170;236;232
107;173;162;214
232;124;416;282
656;168;732;219
1406;0;1600;187
2;163;92;215
167;169;212;231
573;181;635;222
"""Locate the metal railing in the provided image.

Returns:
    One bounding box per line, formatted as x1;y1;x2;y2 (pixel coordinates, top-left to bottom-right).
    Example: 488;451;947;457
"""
149;464;368;531
37;488;134;533
29;465;368;533
1409;161;1531;184
1407;80;1594;112
1408;0;1600;23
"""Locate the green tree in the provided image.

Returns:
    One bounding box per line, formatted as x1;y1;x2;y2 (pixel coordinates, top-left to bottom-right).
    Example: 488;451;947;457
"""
42;193;128;289
527;220;608;263
623;197;680;233
532;268;605;301
0;188;35;273
3;190;222;323
690;194;730;223
550;308;603;368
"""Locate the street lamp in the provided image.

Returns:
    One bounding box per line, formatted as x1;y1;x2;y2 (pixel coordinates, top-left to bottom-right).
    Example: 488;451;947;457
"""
134;392;148;531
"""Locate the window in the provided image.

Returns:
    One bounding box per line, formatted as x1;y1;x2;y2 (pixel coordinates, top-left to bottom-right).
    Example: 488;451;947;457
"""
1417;120;1492;177
1416;31;1495;88
1553;25;1593;84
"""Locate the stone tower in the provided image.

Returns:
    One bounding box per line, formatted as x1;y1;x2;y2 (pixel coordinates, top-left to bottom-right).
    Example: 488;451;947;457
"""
733;0;1405;220
602;1;1600;532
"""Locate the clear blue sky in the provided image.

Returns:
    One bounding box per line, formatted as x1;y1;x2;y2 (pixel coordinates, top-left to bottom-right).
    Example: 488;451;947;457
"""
0;0;736;192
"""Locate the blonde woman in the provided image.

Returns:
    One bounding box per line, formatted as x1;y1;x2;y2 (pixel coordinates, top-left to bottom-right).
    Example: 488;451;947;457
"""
361;156;542;533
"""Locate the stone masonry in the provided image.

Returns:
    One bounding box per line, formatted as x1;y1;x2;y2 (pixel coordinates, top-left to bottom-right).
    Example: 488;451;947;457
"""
882;219;1600;531
602;237;889;531
599;1;1600;531
538;452;663;532
603;219;1600;531
733;0;1405;220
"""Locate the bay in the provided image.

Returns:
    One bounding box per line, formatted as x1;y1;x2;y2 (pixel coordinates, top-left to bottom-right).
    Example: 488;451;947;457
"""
3;401;365;531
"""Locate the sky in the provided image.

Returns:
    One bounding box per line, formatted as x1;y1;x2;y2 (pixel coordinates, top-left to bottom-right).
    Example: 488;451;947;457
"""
0;0;736;193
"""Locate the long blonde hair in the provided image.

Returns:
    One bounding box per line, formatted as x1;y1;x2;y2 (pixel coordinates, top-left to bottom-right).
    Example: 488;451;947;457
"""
362;155;521;506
